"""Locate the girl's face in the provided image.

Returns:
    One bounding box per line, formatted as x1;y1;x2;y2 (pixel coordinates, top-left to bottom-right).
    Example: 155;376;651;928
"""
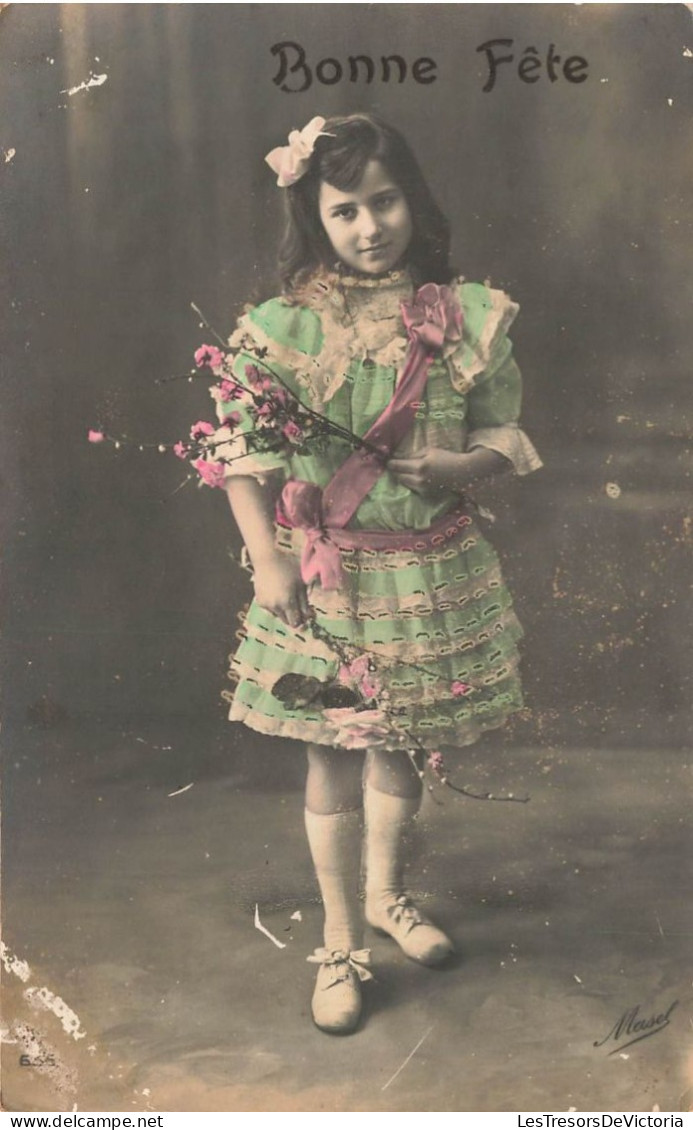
318;159;413;276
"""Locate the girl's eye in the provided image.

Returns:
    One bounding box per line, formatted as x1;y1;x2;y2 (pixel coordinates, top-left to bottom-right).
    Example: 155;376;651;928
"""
334;207;357;221
376;195;397;210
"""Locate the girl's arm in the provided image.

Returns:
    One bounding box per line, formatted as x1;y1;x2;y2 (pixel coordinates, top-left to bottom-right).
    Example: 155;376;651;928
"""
225;476;312;628
387;446;511;497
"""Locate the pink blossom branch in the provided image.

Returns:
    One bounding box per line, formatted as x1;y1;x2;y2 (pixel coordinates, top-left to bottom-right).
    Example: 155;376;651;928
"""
436;780;529;804
91;430;288;466
190;301;228;349
238;353;382;456
155;372;212;386
191;299;384;456
405;748;444;806
300;621;530;804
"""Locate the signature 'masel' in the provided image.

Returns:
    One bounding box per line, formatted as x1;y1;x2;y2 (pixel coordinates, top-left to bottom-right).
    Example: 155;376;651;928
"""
594;1000;678;1055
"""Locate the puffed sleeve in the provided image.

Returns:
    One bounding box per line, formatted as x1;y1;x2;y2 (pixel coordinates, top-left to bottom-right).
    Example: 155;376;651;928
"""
451;282;542;476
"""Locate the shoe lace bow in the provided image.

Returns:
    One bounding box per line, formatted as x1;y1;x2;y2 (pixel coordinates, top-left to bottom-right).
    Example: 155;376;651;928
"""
389;895;426;936
306;947;373;988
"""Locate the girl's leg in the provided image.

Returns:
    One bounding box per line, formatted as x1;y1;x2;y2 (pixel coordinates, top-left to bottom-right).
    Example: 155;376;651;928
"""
304;743;365;953
304;743;368;1034
364;748;454;966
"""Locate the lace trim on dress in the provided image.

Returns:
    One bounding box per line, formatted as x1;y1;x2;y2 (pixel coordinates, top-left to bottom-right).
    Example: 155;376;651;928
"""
237;607;523;665
227;272;522;411
228;270;414;409
447;285;519;394
230;651;519;705
223;697;520;751
226;321;326;406
296;273;522;403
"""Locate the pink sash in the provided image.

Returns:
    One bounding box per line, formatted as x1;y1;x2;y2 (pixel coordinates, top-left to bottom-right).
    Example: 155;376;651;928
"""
276;283;463;590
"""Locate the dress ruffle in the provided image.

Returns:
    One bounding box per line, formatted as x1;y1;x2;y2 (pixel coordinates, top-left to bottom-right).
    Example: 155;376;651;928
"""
466;424;543;477
447;283;519;393
225;518;525;751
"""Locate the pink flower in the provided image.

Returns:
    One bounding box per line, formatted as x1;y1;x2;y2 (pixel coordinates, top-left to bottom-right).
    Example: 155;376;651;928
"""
221;411;242;429
335;655;381;700
360;673;381;700
281;419;303;442
427;751;445;775
88;429;105;443
191;458;226;489
451;680;472;697
255;402;273;419
337;655;370;687
350;656;370;679
218;378;243;402
323;707;391;750
190;420;216;441
194;344;224;370
245;363;261;386
173;441;189;460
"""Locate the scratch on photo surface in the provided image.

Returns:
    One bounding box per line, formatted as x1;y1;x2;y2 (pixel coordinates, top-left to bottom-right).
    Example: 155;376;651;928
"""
168;782;194;797
381;1025;434;1092
4;146;15;163
133;734;172;750
654;911;665;937
61;72;108;97
254;904;287;949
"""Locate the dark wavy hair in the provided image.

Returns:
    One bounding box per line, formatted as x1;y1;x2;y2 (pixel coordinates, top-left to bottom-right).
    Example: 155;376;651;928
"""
277;113;453;294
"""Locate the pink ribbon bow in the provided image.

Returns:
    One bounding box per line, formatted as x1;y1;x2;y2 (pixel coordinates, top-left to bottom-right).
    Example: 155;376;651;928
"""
401;282;463;352
276;480;344;591
278;283;464;590
265;116;329;187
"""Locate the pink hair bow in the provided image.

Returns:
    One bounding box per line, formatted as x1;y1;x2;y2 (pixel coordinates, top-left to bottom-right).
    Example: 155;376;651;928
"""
265;116;329;187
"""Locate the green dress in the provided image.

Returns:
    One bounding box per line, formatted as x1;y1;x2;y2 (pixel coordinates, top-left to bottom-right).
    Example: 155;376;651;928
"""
211;268;542;752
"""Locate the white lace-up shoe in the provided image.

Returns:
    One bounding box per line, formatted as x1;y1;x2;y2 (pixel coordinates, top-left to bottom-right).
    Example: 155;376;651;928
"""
307;948;373;1034
366;895;454;966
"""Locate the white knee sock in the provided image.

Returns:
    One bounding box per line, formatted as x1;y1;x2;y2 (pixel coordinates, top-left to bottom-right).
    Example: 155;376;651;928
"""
304;808;364;953
364;785;420;922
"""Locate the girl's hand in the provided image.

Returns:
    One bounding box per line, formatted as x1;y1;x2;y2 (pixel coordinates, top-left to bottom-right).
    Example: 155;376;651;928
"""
252;552;313;629
388;447;468;497
388;446;511;497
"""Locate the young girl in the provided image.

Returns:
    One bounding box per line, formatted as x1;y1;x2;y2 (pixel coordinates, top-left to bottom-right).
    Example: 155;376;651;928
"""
201;113;541;1035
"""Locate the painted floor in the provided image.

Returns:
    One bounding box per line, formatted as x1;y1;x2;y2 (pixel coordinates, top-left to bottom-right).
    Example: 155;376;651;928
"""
2;721;692;1112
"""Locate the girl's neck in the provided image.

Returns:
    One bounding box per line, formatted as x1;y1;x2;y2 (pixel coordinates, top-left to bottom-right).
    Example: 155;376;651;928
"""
331;259;412;288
